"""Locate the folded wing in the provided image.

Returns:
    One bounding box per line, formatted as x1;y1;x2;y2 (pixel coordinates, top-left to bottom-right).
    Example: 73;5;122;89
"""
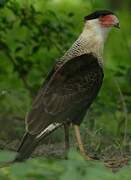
26;53;104;135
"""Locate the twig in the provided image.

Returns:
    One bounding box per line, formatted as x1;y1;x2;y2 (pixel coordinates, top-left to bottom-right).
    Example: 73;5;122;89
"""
114;79;128;145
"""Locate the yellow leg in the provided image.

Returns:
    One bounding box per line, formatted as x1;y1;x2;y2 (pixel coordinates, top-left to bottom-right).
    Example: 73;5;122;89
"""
74;125;91;160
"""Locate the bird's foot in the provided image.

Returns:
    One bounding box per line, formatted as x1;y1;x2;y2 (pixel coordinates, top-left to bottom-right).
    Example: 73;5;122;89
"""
82;153;100;161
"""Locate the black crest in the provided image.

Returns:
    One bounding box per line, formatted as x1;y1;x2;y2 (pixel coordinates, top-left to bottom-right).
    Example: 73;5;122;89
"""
84;10;114;21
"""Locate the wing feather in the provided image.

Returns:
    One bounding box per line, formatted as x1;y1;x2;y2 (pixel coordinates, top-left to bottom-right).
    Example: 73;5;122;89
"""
26;53;104;134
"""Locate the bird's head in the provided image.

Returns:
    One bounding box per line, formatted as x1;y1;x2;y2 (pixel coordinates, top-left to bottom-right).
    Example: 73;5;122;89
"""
84;10;120;29
83;10;120;40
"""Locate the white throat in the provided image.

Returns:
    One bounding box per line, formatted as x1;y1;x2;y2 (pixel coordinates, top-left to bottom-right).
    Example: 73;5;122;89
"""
59;19;111;66
84;19;110;40
79;19;111;57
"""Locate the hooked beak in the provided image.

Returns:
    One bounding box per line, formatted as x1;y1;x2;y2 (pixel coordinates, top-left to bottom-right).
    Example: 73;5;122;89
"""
114;22;120;29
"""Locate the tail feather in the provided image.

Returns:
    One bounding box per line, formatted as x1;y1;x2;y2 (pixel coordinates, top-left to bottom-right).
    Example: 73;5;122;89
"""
14;133;37;162
14;123;63;162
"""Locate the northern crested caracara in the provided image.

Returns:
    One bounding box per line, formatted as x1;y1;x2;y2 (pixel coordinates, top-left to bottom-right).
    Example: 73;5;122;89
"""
14;10;120;161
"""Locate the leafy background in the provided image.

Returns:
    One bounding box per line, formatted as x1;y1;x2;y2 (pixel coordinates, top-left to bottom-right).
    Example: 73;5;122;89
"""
0;0;131;179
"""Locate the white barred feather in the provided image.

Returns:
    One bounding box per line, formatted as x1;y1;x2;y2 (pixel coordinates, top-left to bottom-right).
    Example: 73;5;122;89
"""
36;123;61;139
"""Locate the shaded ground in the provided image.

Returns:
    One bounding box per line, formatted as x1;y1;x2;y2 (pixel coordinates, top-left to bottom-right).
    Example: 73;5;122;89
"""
0;117;130;172
0;140;130;172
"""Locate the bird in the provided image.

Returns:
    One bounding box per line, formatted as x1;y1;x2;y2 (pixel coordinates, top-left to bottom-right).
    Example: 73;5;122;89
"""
14;10;120;162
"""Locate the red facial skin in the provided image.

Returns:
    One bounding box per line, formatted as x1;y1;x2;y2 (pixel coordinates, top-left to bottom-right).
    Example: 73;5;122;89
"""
100;15;116;28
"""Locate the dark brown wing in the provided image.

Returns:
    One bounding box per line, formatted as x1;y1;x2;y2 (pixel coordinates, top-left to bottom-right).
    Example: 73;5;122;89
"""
26;54;104;135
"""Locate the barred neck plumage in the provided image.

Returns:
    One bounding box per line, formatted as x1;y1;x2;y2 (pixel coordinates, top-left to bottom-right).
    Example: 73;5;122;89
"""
58;19;111;67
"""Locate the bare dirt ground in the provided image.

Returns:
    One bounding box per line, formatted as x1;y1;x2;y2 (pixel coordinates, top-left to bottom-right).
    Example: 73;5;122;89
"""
0;139;130;172
0;117;130;171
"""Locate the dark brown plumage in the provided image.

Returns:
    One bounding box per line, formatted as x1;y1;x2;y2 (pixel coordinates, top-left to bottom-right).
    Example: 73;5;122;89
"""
15;53;103;161
27;53;103;131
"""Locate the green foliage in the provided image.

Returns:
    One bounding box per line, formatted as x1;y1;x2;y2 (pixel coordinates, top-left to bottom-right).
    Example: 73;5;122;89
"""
0;150;131;180
0;151;16;163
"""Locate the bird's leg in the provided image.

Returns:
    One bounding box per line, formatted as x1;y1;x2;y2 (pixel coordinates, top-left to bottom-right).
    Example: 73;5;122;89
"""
74;125;91;160
64;123;70;159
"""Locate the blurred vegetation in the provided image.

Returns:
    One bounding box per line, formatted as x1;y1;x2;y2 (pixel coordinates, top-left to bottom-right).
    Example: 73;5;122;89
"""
0;0;131;178
0;150;130;180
